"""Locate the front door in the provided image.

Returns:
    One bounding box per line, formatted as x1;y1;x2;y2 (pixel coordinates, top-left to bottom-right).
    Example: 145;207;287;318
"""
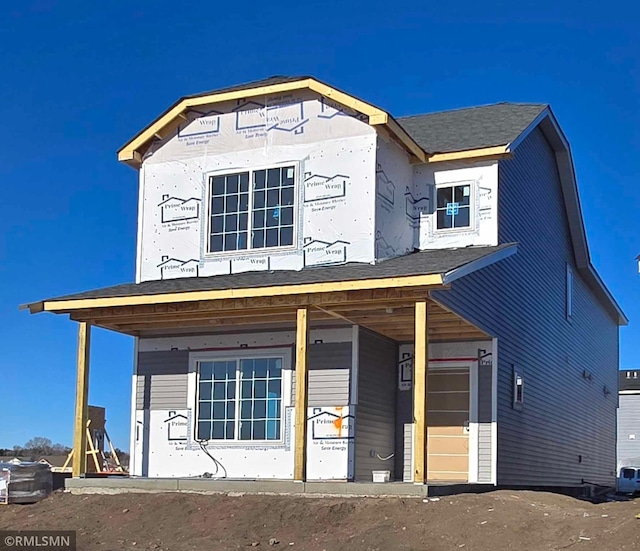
427;366;470;482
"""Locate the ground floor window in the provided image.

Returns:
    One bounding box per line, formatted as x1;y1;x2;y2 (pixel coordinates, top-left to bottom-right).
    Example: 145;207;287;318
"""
196;356;283;442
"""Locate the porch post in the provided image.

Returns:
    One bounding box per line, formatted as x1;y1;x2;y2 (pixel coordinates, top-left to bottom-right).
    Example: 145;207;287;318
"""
72;322;91;477
294;308;309;481
413;301;428;484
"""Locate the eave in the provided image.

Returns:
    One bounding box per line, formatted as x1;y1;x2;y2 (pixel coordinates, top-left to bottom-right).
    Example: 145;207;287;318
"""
117;77;427;169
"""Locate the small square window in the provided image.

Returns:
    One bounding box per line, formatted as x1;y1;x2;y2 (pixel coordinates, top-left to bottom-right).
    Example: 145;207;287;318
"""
435;182;473;230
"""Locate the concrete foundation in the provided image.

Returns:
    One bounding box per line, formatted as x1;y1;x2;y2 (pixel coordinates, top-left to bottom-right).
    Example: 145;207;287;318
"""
65;477;495;498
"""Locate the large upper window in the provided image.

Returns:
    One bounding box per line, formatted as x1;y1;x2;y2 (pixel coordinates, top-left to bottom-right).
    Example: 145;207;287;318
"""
436;182;472;230
196;356;283;442
208;165;296;254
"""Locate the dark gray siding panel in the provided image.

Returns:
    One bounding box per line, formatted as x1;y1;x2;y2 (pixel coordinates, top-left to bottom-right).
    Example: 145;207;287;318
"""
355;329;397;481
618;394;640;465
477;362;493;483
433;128;619;487
136;350;189;410
291;342;352;407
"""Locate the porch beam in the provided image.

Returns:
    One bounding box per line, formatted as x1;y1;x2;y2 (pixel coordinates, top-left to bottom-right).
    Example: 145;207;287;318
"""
294;308;309;481
64;288;444;320
72;322;91;477
413;301;428;484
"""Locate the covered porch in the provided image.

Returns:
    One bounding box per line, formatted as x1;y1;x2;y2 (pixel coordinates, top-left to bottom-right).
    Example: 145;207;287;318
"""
23;245;509;488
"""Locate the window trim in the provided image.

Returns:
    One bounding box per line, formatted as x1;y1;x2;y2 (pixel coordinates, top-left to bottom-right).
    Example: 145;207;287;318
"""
190;348;292;445
433;179;475;234
203;162;300;258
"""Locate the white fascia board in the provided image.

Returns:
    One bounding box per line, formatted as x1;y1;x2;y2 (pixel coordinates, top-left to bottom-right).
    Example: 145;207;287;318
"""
441;244;518;285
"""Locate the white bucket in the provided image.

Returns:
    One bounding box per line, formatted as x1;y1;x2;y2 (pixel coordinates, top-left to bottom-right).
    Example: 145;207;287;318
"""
372;470;390;483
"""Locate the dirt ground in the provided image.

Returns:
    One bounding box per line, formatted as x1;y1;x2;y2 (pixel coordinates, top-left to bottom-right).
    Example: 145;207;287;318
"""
1;490;640;550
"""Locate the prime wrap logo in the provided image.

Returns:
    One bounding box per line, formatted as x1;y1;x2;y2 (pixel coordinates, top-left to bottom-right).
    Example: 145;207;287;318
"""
1;531;76;551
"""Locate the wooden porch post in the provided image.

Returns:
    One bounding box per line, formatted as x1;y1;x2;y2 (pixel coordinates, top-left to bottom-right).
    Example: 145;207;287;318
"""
294;308;309;481
413;301;428;484
72;322;91;477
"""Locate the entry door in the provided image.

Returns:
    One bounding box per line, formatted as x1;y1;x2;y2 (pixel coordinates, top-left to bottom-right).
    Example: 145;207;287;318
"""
427;366;470;482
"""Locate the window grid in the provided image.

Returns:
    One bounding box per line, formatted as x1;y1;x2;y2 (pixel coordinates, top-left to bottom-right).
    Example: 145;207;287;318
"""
209;173;250;253
436;183;471;230
196;357;283;442
197;360;237;441
208;166;295;254
251;167;295;249
239;358;282;441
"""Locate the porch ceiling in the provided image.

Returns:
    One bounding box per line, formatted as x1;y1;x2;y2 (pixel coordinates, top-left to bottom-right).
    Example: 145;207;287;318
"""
64;287;488;342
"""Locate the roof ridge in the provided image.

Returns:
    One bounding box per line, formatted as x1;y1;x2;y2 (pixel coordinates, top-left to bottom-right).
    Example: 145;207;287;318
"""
398;102;548;120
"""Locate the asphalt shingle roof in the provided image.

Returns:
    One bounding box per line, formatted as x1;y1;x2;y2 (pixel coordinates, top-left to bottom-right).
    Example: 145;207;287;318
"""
37;244;514;305
398;103;548;153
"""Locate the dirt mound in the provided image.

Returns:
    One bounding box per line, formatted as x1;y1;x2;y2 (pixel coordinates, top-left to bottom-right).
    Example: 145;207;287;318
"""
1;490;639;550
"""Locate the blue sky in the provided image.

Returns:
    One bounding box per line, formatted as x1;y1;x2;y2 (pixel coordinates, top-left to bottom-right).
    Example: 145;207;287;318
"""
1;0;638;450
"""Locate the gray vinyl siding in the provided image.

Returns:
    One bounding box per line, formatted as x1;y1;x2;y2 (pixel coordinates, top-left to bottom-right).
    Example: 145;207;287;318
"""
355;329;397;481
433;127;619;487
617;394;640;465
291;342;352;406
395;388;412;481
477;362;492;483
136;350;189;410
137;342;352;411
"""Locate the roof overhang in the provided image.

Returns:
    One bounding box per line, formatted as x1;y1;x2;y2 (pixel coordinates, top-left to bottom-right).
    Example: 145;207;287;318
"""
117;77;427;168
24;273;444;314
22;244;517;315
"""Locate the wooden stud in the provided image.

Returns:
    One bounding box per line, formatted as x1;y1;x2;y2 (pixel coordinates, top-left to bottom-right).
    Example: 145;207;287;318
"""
72;322;91;477
427;145;509;163
413;301;428;484
294;308;309;481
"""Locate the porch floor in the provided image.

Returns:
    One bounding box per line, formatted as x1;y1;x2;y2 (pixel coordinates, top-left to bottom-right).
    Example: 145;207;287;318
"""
65;477;493;498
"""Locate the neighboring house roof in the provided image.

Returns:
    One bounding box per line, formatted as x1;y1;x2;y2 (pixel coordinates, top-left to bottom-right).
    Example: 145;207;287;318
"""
397;103;548;154
620;370;640;392
23;244;516;311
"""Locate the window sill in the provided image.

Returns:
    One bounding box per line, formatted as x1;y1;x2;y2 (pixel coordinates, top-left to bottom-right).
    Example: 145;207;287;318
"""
202;244;299;260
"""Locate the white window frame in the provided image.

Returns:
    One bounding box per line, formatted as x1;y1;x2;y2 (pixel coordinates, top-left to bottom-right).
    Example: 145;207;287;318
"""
433;179;475;234
204;162;300;258
566;264;574;320
190;348;292;445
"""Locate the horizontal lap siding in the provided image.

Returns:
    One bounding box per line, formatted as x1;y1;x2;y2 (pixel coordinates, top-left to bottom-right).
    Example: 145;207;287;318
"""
136;350;189;410
433;128;619;487
138;343;352;411
355;329;397;480
478;364;493;483
617;395;640;465
291;342;352;407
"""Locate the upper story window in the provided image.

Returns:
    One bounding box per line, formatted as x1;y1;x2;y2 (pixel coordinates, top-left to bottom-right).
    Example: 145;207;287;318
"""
208;165;296;254
436;182;472;230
